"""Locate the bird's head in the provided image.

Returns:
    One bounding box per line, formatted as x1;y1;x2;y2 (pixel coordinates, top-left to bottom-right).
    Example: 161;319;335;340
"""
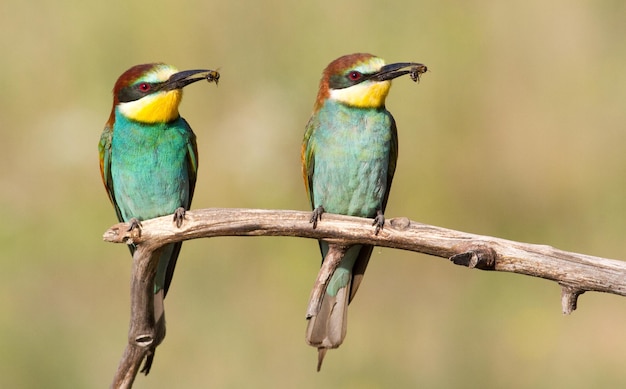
314;53;426;111
108;63;219;125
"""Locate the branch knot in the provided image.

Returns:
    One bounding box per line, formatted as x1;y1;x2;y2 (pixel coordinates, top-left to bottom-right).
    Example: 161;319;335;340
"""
389;217;411;230
134;334;154;347
559;284;586;315
450;244;497;270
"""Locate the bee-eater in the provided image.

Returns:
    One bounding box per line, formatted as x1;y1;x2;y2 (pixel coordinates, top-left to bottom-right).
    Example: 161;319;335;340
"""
99;63;219;374
302;53;426;370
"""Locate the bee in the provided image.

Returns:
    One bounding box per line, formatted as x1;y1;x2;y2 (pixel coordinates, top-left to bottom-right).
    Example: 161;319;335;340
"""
410;64;427;82
206;70;220;85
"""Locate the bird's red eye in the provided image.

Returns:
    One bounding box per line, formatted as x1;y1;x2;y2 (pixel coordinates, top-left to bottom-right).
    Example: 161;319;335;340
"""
138;82;151;92
348;71;362;81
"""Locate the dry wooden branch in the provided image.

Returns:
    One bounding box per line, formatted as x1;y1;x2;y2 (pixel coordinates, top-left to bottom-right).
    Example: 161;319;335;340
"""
104;207;626;388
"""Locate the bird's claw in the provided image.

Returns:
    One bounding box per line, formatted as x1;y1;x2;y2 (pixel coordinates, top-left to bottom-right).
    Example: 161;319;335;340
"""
127;218;142;233
173;207;186;228
310;206;325;229
373;210;385;235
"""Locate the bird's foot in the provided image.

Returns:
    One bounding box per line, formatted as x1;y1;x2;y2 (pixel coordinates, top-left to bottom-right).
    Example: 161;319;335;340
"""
373;210;385;235
310;206;325;229
173;207;186;228
127;218;142;233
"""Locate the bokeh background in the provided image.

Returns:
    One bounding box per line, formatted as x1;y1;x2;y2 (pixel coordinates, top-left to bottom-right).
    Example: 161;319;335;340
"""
2;0;626;387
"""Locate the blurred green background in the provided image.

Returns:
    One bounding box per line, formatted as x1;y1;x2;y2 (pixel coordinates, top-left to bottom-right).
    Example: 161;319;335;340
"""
2;0;626;387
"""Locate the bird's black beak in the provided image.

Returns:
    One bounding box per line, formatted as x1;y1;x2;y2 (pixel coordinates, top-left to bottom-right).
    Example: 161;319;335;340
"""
369;62;427;82
163;69;220;90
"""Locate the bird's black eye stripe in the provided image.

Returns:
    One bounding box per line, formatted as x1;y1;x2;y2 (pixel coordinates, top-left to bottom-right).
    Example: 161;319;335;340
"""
328;72;372;90
117;82;164;103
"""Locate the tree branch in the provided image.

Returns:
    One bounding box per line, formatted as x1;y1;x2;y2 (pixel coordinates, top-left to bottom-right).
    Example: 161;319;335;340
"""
104;207;626;388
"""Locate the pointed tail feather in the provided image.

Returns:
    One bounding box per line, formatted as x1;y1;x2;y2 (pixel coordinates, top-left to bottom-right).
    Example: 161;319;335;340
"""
306;276;350;371
140;289;167;375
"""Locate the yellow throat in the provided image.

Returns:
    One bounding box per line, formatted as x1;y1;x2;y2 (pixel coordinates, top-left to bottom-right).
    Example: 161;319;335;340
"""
329;80;392;108
118;89;182;123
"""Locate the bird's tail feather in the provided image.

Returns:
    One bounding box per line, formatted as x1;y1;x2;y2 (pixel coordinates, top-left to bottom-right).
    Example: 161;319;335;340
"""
140;289;166;375
305;274;351;371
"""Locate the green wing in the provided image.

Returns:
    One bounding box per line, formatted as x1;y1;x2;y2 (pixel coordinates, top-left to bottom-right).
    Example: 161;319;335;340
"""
98;124;124;223
382;113;398;212
181;118;199;208
301;116;317;209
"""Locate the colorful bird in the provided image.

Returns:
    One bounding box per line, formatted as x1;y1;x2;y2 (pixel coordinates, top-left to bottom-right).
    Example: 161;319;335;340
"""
302;53;426;370
99;63;219;374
